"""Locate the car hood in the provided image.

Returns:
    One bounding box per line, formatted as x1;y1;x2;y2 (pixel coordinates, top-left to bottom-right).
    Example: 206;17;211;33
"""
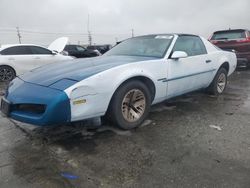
48;37;68;53
19;55;157;87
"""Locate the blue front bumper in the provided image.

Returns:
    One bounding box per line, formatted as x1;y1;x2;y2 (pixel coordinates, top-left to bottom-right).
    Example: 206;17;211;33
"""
4;78;71;126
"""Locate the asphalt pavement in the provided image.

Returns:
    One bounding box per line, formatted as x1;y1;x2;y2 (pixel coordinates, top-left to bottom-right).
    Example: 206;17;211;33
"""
0;70;250;188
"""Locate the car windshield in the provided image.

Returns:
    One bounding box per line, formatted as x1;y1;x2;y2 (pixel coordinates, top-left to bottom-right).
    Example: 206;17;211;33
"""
211;30;246;40
105;35;173;58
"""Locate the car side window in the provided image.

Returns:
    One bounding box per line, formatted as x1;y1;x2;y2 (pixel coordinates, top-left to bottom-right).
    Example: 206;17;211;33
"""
87;46;96;50
65;45;76;51
29;46;52;55
172;36;207;56
64;45;75;51
76;46;86;52
0;46;32;55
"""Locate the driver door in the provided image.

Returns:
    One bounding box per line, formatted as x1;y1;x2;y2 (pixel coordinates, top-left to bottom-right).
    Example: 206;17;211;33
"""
167;35;214;98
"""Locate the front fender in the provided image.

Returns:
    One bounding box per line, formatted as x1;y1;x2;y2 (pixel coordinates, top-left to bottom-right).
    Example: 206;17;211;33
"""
64;60;165;121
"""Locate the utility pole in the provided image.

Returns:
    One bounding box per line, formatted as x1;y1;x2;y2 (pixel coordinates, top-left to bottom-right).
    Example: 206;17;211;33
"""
16;27;22;44
87;14;92;45
88;31;92;46
131;29;134;38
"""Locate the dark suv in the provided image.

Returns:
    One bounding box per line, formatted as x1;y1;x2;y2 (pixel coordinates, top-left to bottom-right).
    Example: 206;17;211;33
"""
64;45;100;58
209;29;250;68
87;45;112;54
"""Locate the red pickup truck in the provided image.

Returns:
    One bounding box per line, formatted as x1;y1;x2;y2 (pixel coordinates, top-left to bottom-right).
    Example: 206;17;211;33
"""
209;29;250;68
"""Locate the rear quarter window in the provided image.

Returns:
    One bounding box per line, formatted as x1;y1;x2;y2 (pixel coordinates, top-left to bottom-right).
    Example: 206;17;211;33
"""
29;46;52;55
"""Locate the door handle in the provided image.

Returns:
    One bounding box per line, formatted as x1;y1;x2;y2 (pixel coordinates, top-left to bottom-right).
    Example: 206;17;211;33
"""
8;58;15;61
34;57;41;60
206;60;212;63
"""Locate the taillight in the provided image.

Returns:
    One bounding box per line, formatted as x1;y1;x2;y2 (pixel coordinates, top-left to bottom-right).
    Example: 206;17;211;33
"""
210;40;218;44
236;37;250;43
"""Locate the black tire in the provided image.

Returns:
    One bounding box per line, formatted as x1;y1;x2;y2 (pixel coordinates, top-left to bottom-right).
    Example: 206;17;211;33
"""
207;68;228;95
107;80;151;130
0;66;16;82
247;61;250;69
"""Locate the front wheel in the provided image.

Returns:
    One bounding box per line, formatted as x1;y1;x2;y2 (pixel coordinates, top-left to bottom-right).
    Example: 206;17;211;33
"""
107;80;151;130
0;66;16;82
207;68;228;95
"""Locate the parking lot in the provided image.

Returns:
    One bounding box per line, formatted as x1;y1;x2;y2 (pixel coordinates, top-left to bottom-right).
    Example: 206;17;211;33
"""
0;70;250;188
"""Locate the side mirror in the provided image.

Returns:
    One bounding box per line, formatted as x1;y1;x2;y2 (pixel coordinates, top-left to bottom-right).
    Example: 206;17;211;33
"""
171;51;188;60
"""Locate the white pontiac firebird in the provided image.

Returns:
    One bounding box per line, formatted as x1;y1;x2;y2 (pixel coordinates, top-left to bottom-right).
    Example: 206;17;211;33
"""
1;34;237;129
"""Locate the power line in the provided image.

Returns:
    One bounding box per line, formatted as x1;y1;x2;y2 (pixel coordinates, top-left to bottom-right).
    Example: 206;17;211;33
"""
0;27;133;45
0;28;88;35
0;29;16;32
0;28;131;37
20;30;88;35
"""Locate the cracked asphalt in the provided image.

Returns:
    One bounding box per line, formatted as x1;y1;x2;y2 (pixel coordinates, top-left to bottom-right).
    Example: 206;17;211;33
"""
0;70;250;188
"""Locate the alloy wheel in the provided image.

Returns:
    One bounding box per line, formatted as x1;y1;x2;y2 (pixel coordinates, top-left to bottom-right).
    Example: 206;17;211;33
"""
121;89;146;122
0;67;14;82
217;73;226;93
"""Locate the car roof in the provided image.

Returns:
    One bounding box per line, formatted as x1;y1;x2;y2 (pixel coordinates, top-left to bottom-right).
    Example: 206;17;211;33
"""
88;44;111;47
66;44;81;46
213;29;249;34
134;33;199;38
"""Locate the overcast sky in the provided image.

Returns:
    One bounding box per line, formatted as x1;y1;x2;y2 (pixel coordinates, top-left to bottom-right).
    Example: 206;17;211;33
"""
0;0;249;46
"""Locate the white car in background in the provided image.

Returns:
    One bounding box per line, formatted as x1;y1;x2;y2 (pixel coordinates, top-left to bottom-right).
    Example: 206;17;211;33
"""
0;37;73;81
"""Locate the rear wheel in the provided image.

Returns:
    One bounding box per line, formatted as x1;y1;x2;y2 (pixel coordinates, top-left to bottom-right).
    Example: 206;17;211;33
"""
207;68;228;95
108;80;151;130
0;66;16;82
247;61;250;69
